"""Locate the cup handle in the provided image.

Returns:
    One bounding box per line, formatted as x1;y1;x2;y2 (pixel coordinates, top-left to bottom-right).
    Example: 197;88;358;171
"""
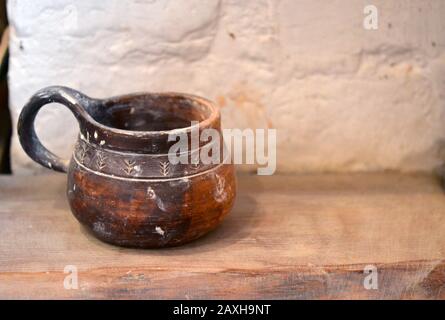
17;86;93;173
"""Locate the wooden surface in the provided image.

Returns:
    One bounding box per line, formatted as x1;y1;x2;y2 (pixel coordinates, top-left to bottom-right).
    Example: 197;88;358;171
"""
0;172;444;299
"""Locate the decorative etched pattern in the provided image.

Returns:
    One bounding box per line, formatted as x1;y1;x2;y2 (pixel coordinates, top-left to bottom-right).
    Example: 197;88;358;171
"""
123;159;137;175
96;152;107;170
77;143;87;164
159;161;170;176
73;139;221;179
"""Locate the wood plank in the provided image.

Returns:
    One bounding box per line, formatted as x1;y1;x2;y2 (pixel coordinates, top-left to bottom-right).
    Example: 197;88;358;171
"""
0;173;444;299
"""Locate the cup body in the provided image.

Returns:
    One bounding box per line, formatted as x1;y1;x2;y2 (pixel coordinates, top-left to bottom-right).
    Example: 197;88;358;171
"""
67;153;235;248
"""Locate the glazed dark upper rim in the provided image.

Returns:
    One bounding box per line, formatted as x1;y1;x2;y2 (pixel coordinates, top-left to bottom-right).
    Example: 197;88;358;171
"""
82;91;220;138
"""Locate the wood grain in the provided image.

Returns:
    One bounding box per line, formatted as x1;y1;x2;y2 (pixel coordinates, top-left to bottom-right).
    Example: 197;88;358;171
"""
0;173;444;299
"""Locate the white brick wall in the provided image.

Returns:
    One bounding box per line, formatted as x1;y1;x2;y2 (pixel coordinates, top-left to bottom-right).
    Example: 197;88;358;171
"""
7;0;445;174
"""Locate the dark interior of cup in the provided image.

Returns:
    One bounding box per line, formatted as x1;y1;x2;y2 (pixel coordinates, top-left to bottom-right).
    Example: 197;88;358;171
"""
92;94;212;132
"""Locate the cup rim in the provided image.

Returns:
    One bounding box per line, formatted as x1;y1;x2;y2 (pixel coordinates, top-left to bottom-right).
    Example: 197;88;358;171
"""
84;92;220;138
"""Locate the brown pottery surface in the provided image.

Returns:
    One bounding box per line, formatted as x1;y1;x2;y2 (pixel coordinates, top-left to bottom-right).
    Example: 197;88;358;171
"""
17;86;236;248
